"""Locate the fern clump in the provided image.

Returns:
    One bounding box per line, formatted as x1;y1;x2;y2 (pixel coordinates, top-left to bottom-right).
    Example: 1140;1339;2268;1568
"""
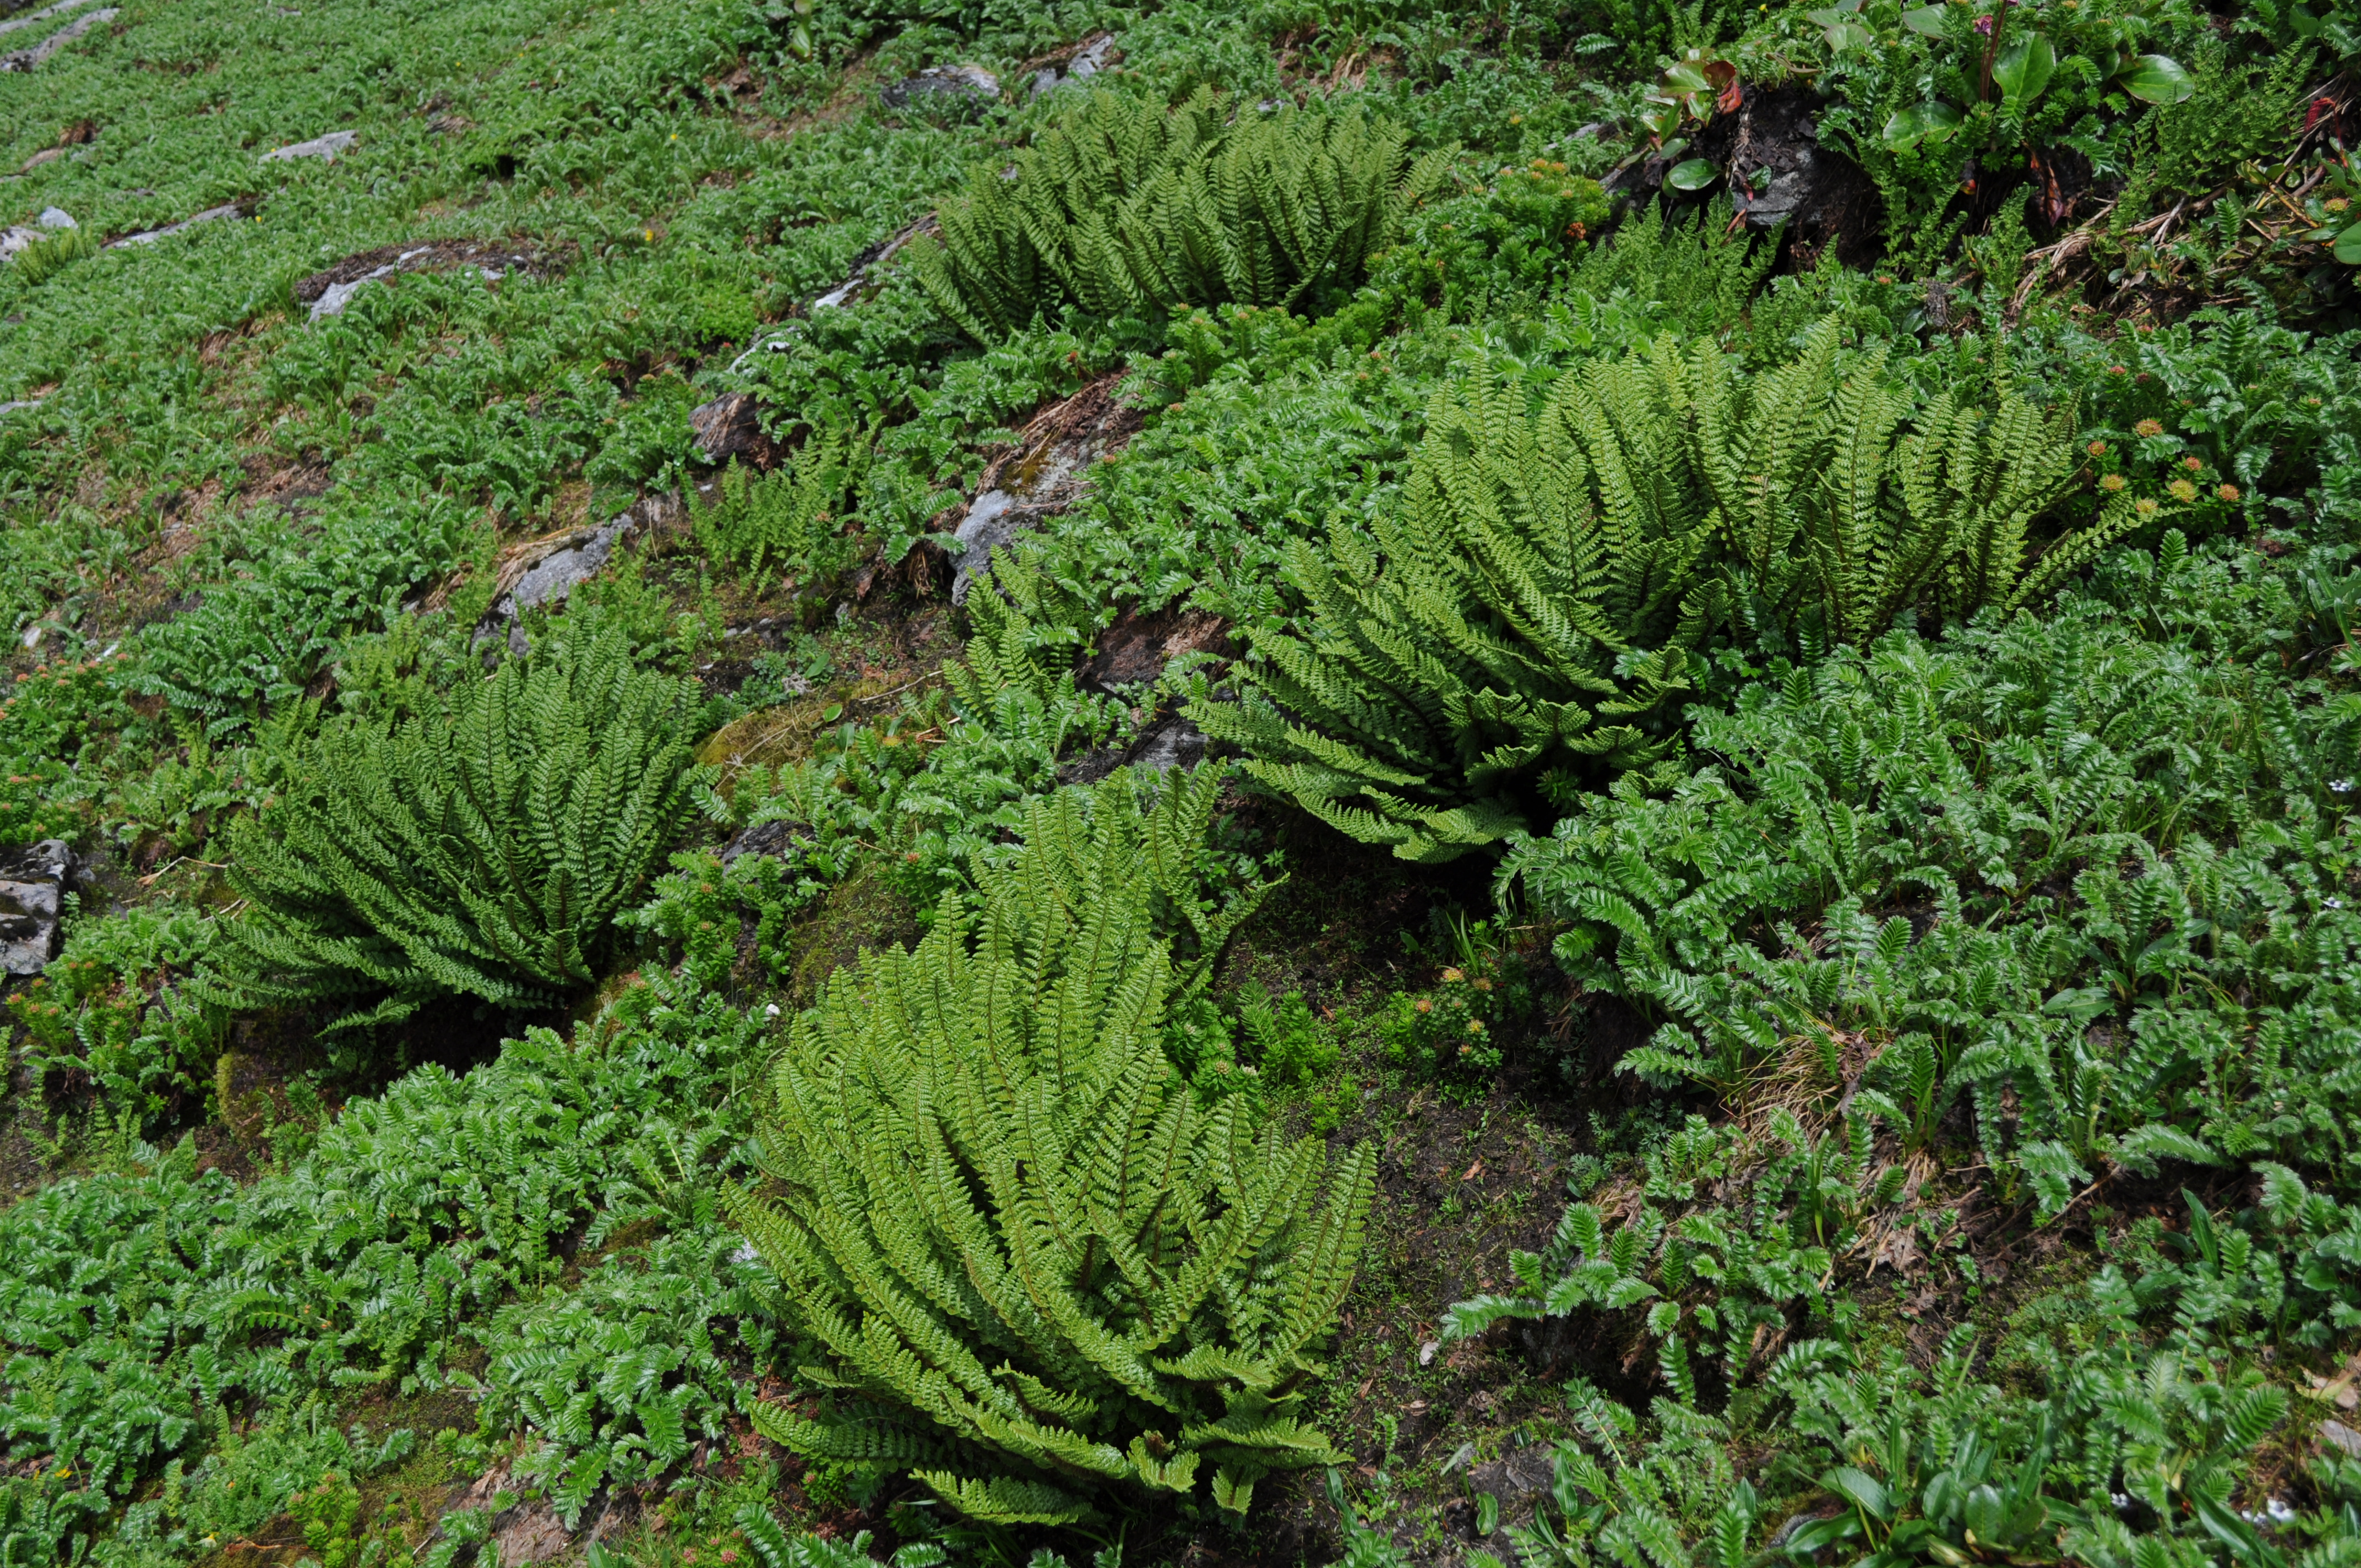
1186;361;1715;862
909;88;1449;340
200;621;703;1035
689;428;864;582
1193;320;2125;860
727;766;1374;1525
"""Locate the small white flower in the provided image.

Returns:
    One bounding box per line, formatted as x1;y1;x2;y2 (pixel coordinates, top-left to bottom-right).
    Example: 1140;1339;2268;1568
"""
2336;780;2357;793
2112;1493;2132;1511
2329;900;2346;910
764;1003;781;1017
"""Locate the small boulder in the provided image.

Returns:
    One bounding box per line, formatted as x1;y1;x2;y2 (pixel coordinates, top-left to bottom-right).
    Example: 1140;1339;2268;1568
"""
261;129;356;163
0;6;114;73
688;390;770;464
719;817;811;867
1027;34;1116;98
1078;605;1232;693
475;493;678;652
1;839;79;977
946;374;1140;603
1687;84;1880;263
1056;714;1206;787
107;202;241;249
879;64;998;120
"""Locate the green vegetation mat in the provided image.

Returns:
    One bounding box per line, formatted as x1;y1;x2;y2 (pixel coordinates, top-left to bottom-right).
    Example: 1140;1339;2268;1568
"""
7;0;2361;1562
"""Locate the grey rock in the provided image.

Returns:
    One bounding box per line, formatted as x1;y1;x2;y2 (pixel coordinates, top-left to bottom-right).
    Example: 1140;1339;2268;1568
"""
950;438;1092;603
2323;1420;2361;1458
0;5;112;70
946;379;1136;602
1127;716;1205;774
510;522;623;611
108;202;241;248
1057;714;1206;787
719;817;810;867
804;214;935;315
309;263;398;319
262;129;356;163
1068;34;1113;78
949;487;1026;606
1737;146;1819;226
688;390;765;462
475;496;677;653
0;0;107;40
35;206;73;228
1;839;79;977
1028;34;1114;97
0;225;41;261
879;63;998;119
1689;84;1876;252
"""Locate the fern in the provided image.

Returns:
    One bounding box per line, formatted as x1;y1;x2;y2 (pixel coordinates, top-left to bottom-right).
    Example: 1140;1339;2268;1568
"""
1185;351;1716;862
12;223;97;286
726;765;1373;1523
1193;322;2118;859
690;426;864;581
908;88;1448;340
199;619;703;1034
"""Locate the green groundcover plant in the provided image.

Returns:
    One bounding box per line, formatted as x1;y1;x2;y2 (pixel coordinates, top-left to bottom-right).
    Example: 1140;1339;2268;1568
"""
727;766;1374;1525
199;617;705;1036
909;86;1452;340
1190;318;2126;861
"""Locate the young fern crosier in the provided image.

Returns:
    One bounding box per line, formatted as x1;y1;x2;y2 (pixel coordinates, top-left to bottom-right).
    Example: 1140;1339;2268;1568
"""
199;623;703;1035
1193;321;2135;861
907;87;1450;340
725;766;1375;1525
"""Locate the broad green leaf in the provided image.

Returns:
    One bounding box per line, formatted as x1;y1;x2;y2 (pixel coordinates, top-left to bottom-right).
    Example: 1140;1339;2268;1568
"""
1826;1466;1894;1522
1901;4;1949;32
2336;220;2361;265
1994;34;2055;104
1809;3;1876;45
1883;100;1963;150
1666;158;1718;191
1661;61;1712;94
2120;53;2194;104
